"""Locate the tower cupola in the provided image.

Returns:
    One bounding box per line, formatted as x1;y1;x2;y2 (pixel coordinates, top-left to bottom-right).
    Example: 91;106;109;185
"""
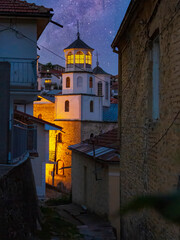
64;31;94;73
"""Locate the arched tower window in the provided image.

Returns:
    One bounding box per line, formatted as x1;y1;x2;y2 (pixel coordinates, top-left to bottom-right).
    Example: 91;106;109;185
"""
67;52;74;65
86;52;92;67
98;81;102;96
66;77;70;88
89;77;93;88
105;82;109;99
65;100;69;112
38;114;42;119
57;132;62;143
75;51;84;65
90;100;94;112
77;76;83;87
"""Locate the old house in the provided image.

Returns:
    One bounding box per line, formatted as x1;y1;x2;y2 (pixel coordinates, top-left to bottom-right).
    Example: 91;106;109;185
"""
14;110;63;198
37;64;65;91
0;0;54;237
69;128;120;238
112;0;180;239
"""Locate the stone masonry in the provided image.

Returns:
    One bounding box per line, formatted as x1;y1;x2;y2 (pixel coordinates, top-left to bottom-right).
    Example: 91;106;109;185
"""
112;0;180;239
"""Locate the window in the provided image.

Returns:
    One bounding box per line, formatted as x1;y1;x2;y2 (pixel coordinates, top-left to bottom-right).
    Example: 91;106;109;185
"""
86;52;92;65
67;52;74;64
77;76;83;87
105;82;108;100
57;132;62;143
75;51;84;64
66;77;70;88
90;100;93;112
98;81;102;96
89;77;93;88
152;35;160;120
38;114;42;119
65;100;69;112
45;79;51;83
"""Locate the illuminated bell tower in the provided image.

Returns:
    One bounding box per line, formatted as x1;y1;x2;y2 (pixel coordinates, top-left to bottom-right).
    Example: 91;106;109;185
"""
62;29;96;95
56;29;103;122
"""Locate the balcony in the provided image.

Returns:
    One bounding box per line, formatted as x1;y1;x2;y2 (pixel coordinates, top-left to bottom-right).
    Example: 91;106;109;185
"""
0;57;37;90
11;119;37;163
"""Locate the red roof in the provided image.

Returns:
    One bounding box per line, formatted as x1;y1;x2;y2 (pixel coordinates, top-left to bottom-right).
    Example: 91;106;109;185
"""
110;98;118;104
0;0;53;17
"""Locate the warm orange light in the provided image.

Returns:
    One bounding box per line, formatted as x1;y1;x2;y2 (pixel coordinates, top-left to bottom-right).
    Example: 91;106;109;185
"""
67;52;74;64
86;52;92;65
45;79;51;83
75;51;84;64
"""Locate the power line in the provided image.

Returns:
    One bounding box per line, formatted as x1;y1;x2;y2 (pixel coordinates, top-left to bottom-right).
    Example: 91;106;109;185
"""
0;23;112;86
150;110;180;150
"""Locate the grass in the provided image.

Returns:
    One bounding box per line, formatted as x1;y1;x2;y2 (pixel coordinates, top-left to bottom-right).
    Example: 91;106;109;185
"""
45;195;72;206
36;207;83;240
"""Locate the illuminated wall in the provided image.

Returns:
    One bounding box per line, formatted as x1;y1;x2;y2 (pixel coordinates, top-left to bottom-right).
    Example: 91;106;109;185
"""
34;99;117;192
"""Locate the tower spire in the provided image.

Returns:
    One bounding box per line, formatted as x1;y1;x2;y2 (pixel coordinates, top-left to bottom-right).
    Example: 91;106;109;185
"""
77;20;80;39
96;51;99;67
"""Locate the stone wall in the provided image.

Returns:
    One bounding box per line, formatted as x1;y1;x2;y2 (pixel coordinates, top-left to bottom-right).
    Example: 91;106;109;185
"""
81;121;117;141
117;0;180;239
0;159;39;240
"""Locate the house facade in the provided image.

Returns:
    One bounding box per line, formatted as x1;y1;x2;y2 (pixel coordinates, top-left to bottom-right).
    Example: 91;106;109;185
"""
69;128;120;238
0;0;53;164
112;0;180;239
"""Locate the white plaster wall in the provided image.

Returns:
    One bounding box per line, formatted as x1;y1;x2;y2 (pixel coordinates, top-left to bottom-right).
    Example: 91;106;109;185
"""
16;103;33;115
62;72;95;95
55;95;81;120
0;19;37;59
81;95;102;121
31;124;47;199
95;74;111;107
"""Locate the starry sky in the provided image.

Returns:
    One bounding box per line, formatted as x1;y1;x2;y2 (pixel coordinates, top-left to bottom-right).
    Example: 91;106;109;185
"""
27;0;131;75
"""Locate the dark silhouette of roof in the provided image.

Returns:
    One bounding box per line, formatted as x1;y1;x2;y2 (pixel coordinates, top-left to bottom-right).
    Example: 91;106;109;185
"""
64;36;93;50
93;65;109;75
0;0;53;17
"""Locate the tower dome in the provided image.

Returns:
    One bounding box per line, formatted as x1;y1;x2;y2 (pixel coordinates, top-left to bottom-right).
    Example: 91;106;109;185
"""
64;32;94;73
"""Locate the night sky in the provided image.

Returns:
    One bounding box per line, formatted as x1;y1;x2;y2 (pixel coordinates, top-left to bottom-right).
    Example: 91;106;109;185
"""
27;0;131;75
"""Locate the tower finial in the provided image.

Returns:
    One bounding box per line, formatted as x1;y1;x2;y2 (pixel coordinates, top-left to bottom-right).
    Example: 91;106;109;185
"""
96;51;99;67
77;20;80;39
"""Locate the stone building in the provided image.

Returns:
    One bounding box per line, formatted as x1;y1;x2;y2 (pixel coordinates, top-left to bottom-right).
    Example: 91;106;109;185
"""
112;0;180;239
34;32;117;192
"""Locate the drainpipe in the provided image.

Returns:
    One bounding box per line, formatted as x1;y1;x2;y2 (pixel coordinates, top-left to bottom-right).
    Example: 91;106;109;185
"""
113;46;123;239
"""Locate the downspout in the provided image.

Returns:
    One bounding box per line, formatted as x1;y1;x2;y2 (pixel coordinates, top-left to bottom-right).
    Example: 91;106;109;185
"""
113;46;123;239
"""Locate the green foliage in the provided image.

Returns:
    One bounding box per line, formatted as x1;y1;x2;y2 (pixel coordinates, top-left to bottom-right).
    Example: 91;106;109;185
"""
121;191;180;224
36;207;82;240
45;195;72;206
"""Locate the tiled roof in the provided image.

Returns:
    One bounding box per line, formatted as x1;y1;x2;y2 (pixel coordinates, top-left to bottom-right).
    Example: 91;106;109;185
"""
14;110;62;130
69;128;119;163
0;0;53;17
64;36;93;50
111;82;118;90
110;98;118;104
103;104;118;122
93;65;109;75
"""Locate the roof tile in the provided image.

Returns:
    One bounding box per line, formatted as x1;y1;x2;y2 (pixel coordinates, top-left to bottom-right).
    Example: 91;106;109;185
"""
0;0;53;16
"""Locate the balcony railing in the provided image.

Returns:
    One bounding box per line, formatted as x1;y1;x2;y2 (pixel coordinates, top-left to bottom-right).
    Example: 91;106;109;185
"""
11;119;37;163
0;57;37;89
